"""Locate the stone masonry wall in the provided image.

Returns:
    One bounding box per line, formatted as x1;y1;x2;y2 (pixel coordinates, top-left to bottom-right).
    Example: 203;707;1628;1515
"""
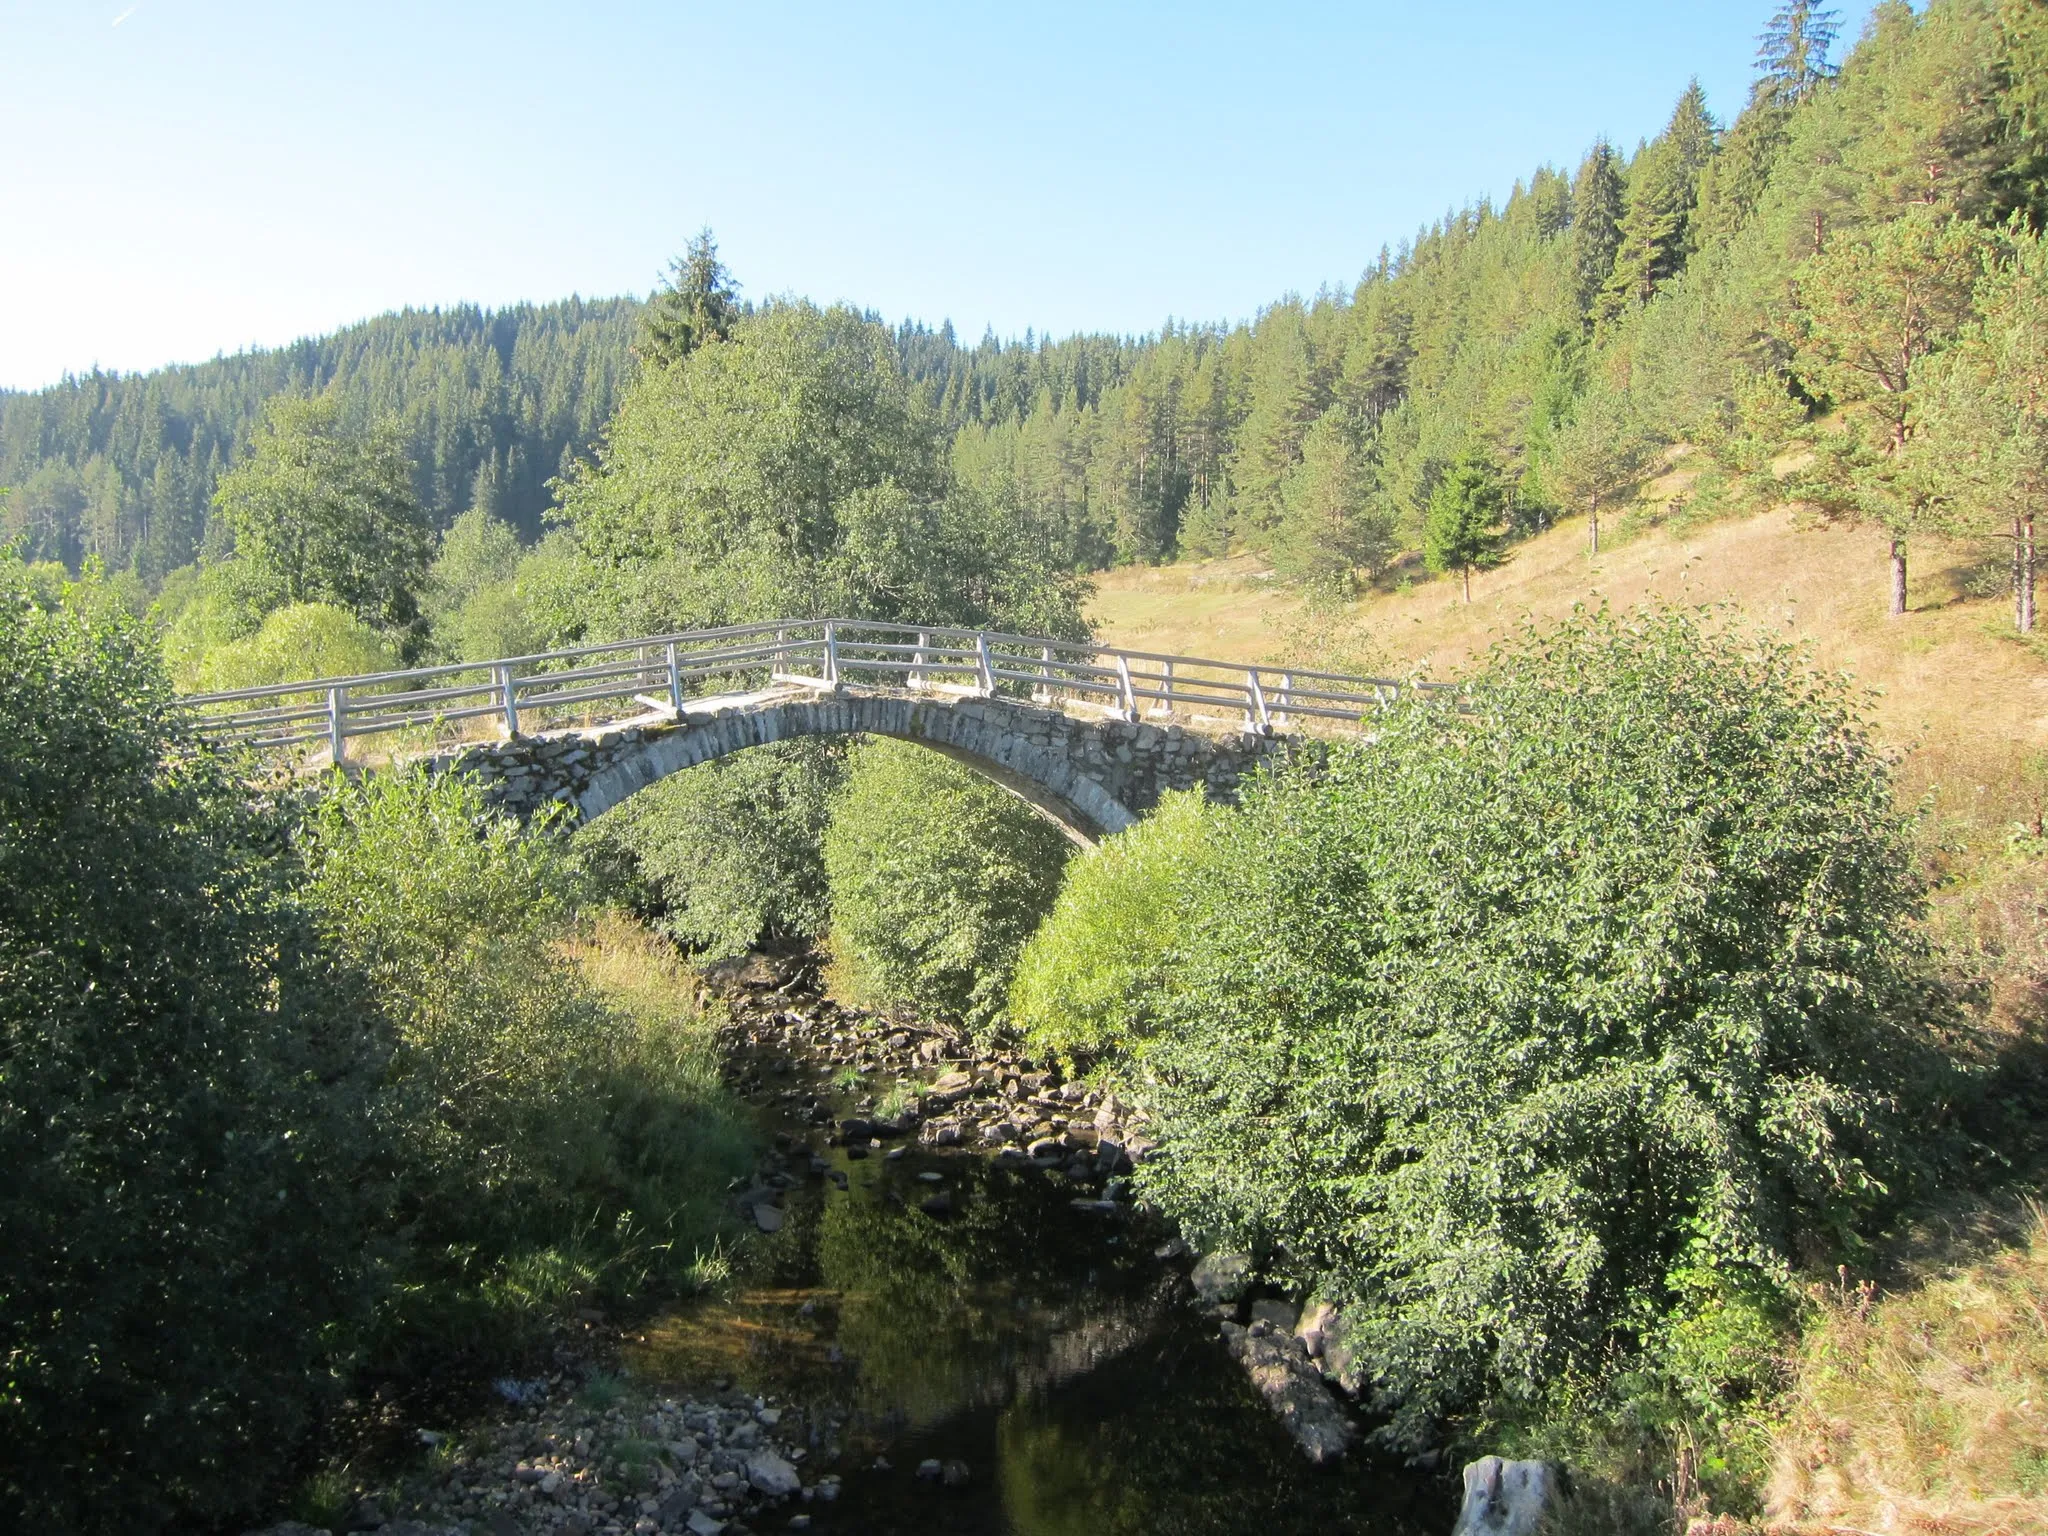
426;686;1294;841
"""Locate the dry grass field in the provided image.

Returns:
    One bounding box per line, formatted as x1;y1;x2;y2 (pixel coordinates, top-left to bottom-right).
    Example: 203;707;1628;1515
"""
1090;502;2048;841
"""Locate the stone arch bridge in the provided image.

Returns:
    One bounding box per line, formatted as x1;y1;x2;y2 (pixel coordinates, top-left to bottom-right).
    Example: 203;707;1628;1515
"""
184;620;1440;843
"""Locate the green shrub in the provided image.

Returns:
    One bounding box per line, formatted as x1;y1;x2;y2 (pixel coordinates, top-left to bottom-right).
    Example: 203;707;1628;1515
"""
1136;605;1960;1446
0;561;380;1530
823;738;1072;1030
194;601;400;692
424;508;542;662
303;770;750;1257
1011;788;1217;1066
578;740;844;959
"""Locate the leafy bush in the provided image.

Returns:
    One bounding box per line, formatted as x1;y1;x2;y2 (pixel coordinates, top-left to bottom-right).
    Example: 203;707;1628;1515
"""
302;769;750;1256
160;566;264;687
578;740;845;959
424;507;541;662
0;562;379;1530
1011;788;1217;1066
1136;605;1960;1445
192;600;400;691
823;739;1072;1030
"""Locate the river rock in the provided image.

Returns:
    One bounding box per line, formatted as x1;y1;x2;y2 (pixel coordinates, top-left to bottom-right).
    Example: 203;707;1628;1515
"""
746;1450;802;1497
1249;1297;1299;1332
1219;1321;1355;1464
1296;1296;1369;1395
752;1203;785;1233
1189;1250;1252;1306
1451;1456;1556;1536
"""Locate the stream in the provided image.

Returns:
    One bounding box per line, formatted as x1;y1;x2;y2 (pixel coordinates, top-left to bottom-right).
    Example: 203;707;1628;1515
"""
620;954;1450;1536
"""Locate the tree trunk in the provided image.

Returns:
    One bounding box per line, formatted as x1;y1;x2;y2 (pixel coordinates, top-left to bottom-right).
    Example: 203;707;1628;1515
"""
1462;565;1472;603
2020;512;2038;635
1889;537;1907;617
1588;492;1600;556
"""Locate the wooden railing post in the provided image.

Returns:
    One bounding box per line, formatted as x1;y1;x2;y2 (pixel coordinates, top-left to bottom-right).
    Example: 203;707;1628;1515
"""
911;630;930;690
495;663;520;739
823;622;840;688
1034;645;1054;703
1153;658;1174;717
1279;671;1293;729
327;684;348;766
975;632;996;695
1245;668;1271;734
1114;654;1138;722
665;642;684;714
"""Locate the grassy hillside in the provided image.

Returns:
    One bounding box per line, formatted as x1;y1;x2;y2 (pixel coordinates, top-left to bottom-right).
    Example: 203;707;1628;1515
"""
1091;498;2048;840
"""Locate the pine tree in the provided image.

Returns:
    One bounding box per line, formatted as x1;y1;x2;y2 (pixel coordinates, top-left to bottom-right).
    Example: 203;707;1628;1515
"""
1755;1;1842;109
1783;204;1993;614
1271;414;1394;594
1423;452;1506;602
1914;225;2048;634
1568;142;1625;319
1546;387;1656;556
640;229;741;370
1598;83;1719;325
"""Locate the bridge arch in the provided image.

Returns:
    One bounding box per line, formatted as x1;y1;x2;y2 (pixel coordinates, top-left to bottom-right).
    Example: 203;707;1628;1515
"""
439;686;1286;846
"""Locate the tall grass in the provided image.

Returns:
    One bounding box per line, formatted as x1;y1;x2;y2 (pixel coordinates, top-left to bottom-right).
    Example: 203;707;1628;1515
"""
1770;1208;2048;1535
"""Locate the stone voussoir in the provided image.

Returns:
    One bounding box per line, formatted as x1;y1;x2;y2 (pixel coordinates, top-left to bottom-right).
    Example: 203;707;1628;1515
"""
418;685;1300;842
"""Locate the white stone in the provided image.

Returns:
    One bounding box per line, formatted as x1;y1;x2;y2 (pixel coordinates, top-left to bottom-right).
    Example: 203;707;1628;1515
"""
1451;1456;1556;1536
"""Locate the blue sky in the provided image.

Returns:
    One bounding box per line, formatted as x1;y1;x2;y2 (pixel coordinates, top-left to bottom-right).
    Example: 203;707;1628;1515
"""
0;1;1875;391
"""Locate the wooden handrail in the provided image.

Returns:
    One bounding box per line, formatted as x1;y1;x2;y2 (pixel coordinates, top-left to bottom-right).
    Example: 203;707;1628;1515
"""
178;617;1446;760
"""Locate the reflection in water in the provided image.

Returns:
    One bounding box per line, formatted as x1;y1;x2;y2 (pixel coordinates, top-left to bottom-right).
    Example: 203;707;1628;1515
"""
625;1089;1445;1533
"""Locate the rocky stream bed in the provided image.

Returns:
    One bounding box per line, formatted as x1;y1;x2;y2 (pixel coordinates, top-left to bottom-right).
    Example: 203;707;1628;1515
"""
255;950;1461;1536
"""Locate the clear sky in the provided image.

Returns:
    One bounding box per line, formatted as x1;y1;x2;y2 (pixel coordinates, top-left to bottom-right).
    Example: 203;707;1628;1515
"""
0;1;1876;392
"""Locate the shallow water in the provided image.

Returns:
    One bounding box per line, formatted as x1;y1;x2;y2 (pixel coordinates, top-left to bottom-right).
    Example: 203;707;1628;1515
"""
624;1030;1450;1536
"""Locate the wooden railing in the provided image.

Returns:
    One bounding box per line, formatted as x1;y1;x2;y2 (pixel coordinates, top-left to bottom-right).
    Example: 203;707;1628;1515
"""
178;618;1447;762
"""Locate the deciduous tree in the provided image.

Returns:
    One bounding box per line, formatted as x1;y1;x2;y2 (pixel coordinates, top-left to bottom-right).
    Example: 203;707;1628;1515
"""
211;395;433;640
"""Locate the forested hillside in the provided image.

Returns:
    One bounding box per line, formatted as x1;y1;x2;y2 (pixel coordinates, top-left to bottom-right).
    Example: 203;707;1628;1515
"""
17;0;2046;630
0;298;641;573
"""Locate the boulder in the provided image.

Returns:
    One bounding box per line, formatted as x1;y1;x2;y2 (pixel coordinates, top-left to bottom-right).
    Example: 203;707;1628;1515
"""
1451;1456;1556;1536
1189;1250;1253;1307
1219;1321;1355;1464
745;1450;803;1498
1296;1296;1369;1395
1249;1298;1299;1333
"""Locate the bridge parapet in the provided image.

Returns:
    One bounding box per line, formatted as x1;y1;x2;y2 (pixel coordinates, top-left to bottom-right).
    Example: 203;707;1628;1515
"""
180;619;1432;841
